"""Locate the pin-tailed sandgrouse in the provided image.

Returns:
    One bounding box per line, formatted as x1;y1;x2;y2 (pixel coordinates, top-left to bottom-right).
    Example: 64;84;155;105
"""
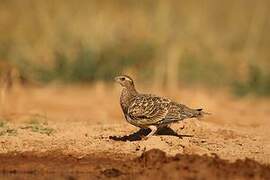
115;75;208;139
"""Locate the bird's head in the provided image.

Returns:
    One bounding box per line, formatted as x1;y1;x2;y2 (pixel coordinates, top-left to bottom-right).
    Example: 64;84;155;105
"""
114;75;134;88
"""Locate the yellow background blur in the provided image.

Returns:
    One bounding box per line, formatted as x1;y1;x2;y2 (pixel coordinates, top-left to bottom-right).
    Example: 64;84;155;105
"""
0;0;270;96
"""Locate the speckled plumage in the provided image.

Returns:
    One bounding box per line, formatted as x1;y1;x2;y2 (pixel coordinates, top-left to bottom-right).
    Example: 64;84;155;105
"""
115;75;208;139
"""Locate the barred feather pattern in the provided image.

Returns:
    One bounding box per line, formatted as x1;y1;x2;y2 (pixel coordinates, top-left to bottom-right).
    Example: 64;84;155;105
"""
122;93;204;128
117;75;206;129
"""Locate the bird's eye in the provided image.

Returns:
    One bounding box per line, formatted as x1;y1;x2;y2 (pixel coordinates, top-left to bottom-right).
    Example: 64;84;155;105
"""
120;77;125;81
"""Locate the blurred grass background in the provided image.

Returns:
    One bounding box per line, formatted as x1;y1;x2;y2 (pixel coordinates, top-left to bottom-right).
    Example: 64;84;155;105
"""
0;0;270;96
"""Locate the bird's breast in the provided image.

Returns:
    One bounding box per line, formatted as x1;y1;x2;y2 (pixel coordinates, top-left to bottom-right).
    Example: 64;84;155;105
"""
125;114;149;128
120;89;136;113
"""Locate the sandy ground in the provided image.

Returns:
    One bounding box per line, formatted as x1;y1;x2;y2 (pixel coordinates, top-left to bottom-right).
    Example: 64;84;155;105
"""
0;85;270;179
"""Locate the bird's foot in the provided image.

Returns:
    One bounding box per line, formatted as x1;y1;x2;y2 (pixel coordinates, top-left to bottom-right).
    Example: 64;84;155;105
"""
140;135;149;141
179;123;185;129
180;124;185;129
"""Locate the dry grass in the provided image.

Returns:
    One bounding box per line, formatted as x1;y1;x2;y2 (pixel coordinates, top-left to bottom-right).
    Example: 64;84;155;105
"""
0;0;269;89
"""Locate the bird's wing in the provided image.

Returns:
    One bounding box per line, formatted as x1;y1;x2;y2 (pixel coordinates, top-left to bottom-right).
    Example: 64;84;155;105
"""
127;95;170;125
164;102;200;123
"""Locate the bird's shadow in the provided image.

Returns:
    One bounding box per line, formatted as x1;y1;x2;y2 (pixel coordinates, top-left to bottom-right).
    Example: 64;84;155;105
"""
109;126;193;142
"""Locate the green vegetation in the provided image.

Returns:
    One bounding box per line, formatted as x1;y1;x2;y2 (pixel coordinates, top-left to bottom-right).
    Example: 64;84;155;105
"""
233;64;270;97
31;42;155;83
0;121;5;128
0;120;17;136
20;118;55;136
4;48;270;97
0;0;270;97
0;128;17;136
178;54;228;87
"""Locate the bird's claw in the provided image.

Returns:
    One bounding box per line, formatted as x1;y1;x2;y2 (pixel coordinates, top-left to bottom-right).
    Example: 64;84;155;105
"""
179;123;185;129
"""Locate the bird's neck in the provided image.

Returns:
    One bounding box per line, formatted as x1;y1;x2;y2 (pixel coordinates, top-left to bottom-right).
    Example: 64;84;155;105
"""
120;86;138;112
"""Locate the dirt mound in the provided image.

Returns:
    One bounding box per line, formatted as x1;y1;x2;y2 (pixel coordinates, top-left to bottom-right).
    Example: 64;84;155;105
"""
0;149;269;180
138;149;270;180
137;149;168;166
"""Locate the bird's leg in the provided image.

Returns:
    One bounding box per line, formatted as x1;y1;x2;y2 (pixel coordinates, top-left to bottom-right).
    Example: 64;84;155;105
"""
142;126;157;140
193;119;201;127
178;121;186;129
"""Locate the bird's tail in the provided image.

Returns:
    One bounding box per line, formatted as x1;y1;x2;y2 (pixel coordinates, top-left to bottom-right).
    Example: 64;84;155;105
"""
194;108;211;120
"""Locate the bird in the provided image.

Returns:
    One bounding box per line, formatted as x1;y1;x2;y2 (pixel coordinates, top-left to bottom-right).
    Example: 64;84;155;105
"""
115;75;209;140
